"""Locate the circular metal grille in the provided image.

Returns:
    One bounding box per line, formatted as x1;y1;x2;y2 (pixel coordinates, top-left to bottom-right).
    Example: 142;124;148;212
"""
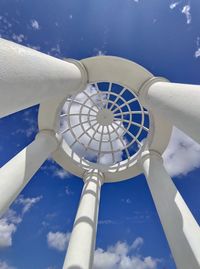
59;82;150;171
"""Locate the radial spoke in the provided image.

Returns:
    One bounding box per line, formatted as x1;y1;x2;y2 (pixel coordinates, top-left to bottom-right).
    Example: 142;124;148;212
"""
97;126;105;162
61;113;96;118
110;124;130;160
107;126;115;163
112;98;137;113
70;121;99;147
94;83;105;110
83;90;100;111
67;99;98;113
113;121;142;147
61;118;96;134
114;110;148;117
106;83;112;109
86;124;101;149
109;87;126;111
113;118;149;132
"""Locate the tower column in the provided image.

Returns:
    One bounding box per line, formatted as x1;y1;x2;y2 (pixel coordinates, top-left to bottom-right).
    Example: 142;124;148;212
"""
0;130;60;217
63;170;104;269
140;150;200;269
0;38;87;119
139;78;200;144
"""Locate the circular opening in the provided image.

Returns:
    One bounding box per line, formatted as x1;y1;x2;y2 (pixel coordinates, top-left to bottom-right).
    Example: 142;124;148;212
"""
59;82;150;171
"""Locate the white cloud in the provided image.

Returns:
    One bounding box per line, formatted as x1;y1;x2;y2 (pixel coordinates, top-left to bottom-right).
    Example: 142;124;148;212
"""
194;37;200;58
11;109;38;138
0;219;16;248
48;44;61;57
27;44;41;51
41;159;72;180
93;238;159;269
0;260;15;269
47;231;71;251
0;209;23;248
131;237;144;251
181;5;191;24
170;2;192;24
12;34;25;43
195;48;200;58
163;127;200;177
16;195;42;214
99;219;116;225
65;186;74;195
169;1;180;9
0;196;42;248
97;50;106;56
31;19;40;30
121;198;132;204
53;168;70;179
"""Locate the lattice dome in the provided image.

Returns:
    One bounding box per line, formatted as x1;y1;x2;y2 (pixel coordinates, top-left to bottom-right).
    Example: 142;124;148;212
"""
59;82;150;172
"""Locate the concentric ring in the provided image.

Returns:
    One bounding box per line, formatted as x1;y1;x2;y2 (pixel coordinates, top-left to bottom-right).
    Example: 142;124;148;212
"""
59;82;150;170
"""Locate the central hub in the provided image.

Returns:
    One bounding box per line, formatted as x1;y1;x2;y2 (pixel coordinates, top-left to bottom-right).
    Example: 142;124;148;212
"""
96;109;114;126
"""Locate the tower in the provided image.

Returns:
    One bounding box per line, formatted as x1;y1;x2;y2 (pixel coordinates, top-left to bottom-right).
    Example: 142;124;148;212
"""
0;38;199;269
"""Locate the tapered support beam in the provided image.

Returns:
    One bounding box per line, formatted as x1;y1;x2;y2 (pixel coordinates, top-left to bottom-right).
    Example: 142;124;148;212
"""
140;151;200;269
63;170;104;269
139;78;200;144
0;38;87;119
0;130;59;217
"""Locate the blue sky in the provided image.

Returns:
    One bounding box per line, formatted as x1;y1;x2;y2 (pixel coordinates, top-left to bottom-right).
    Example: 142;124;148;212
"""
0;0;200;269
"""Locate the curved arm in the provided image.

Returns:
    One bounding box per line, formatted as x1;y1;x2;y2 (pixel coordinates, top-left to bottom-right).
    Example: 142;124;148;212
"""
139;77;200;144
0;38;87;119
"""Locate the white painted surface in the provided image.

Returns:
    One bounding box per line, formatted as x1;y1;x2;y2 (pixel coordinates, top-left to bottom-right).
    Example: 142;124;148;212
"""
63;170;103;269
0;38;87;118
140;151;200;269
144;81;200;144
0;131;59;217
38;56;172;182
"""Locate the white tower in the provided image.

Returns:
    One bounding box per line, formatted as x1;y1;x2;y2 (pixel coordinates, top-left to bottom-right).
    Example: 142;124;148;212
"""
0;38;199;269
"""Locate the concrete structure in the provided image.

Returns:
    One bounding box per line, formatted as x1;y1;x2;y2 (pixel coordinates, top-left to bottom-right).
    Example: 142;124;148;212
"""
0;38;199;269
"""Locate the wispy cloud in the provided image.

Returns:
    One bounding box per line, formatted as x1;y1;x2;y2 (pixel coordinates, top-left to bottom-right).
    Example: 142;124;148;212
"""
12;33;25;43
47;231;71;251
169;1;180;9
65;186;74;196
163;127;200;177
181;4;191;24
53;168;70;179
11;109;38;139
31;19;40;30
93;238;160;269
16;195;42;215
121;198;132;204
0;260;15;269
0;195;42;248
98;219;117;225
194;37;200;58
41;159;71;180
169;1;192;24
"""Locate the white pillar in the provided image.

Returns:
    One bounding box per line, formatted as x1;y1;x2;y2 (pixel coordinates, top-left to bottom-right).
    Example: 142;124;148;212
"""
0;130;59;217
63;170;104;269
140;150;200;269
139;77;200;144
0;38;87;119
